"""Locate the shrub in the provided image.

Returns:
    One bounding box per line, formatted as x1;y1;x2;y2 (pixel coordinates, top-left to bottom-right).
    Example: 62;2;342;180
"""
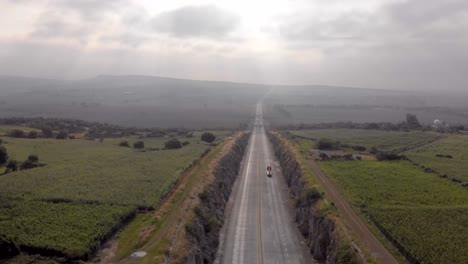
5;160;18;173
316;138;340;150
319;153;329;161
9;129;25;138
182;141;190;146
41;127;54;138
27;155;39;163
307;188;323;200
133;141;144;149
375;152;406;161
119;141;130;147
20;155;40;170
201;132;216;143
351;145;367;151
0;146;8;166
164;139;182;149
20;160;37;170
28;131;38;139
56;131;68;139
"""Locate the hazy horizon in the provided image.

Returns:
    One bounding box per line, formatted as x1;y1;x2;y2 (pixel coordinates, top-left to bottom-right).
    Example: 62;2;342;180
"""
1;0;468;92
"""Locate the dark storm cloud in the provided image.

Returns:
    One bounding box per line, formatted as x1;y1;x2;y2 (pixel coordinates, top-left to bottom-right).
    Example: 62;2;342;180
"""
151;5;240;38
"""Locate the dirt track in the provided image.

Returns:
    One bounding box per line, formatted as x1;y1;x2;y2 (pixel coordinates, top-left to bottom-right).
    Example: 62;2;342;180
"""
307;160;400;264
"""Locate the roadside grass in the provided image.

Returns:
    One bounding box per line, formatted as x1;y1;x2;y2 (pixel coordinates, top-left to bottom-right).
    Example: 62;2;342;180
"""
405;135;468;182
287;129;440;152
0;129;230;260
112;134;234;263
319;160;468;264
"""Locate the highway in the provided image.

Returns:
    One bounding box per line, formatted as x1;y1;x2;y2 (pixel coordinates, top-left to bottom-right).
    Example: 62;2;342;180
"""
218;104;313;264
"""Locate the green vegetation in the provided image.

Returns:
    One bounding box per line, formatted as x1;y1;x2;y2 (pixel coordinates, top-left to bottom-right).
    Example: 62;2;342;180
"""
0;198;135;259
201;132;216;143
320;161;468;264
164;138;182;149
405;135;468;182
133;140;145;149
0;128;230;260
287;129;468;264
316;138;341;150
288;129;440;153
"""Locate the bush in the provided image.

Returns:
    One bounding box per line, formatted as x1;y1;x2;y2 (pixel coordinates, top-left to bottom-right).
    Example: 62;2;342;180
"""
41;128;54;138
0;146;8;166
20;155;40;170
307;188;323;200
9;129;25;138
5;160;18;173
351;145;366;151
319;152;329;161
28;131;38;139
20;160;37;170
375;152;406;161
27;155;39;163
133;141;144;149
164;139;182;149
182;141;190;146
56;131;68;139
316;138;340;150
201;132;216;143
119;141;130;147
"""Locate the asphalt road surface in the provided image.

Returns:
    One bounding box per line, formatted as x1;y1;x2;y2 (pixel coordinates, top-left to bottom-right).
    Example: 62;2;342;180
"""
218;104;313;264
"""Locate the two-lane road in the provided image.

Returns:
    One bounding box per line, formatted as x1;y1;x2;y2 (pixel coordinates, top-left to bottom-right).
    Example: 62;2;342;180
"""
219;104;312;264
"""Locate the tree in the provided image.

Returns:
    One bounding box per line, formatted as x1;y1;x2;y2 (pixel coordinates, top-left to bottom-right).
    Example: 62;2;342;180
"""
164;139;182;149
119;141;130;147
9;129;25;138
0;146;8;166
5;160;18;173
201;132;216;143
42;128;54;138
56;131;68;139
406;113;421;129
133;141;145;149
28;131;38;139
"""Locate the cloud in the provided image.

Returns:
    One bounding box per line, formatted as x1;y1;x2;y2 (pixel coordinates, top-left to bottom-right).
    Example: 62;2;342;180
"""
278;12;372;42
53;0;129;20
151;5;240;39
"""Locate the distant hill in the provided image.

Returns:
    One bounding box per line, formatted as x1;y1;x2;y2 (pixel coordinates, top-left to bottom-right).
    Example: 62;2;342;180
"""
1;75;467;128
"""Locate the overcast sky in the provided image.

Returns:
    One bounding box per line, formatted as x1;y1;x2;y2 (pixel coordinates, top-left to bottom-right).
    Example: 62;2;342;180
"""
1;0;467;91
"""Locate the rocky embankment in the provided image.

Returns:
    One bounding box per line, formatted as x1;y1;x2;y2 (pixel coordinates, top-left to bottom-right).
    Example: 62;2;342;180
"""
268;132;360;264
183;133;249;264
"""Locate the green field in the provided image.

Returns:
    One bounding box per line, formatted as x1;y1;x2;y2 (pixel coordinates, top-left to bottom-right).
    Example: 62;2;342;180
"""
0;199;135;259
286;129;468;264
319;160;468;264
0;128;229;259
405;135;468;182
288;129;440;152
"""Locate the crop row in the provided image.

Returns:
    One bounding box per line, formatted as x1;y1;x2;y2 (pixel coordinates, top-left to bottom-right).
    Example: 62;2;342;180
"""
0;199;135;260
369;207;468;264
